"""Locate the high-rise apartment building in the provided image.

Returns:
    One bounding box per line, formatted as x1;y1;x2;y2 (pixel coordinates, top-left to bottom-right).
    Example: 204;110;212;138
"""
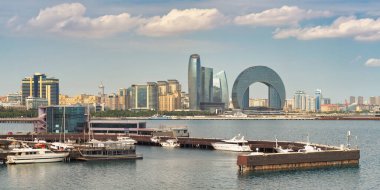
118;88;128;110
376;96;380;105
369;96;376;105
21;73;59;105
315;89;322;112
294;91;306;111
157;80;181;111
349;96;356;105
188;54;201;110
357;96;364;105
130;82;158;110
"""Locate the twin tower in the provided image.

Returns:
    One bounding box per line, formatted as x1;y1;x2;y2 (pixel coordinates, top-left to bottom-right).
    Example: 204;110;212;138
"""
188;54;229;110
188;54;286;111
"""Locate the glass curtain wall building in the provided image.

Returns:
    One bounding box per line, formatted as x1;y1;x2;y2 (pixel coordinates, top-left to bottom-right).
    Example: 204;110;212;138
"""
188;54;201;110
131;83;158;110
39;106;86;133
201;67;213;103
21;73;59;106
213;71;229;109
315;89;322;112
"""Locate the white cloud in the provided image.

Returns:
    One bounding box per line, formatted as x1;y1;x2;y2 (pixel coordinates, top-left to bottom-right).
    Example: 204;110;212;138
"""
25;3;142;38
234;6;331;27
274;16;380;41
365;58;380;67
137;8;226;37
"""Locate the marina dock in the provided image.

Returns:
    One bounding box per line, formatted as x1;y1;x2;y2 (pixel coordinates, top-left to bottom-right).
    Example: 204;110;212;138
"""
1;133;360;172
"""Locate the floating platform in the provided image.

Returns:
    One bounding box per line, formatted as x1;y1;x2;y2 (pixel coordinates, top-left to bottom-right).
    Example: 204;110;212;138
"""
237;149;360;172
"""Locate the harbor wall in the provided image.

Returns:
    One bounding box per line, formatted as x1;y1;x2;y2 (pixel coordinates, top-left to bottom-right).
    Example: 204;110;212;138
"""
237;150;360;172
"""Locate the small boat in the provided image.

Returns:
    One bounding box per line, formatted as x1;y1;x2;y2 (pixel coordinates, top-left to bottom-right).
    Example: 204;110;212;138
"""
274;137;294;153
6;148;69;164
211;134;252;152
50;142;75;151
297;135;322;153
117;136;137;145
160;139;180;148
150;136;160;143
76;139;142;161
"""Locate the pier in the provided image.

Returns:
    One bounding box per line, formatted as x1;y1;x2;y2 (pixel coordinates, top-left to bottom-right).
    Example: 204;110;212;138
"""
0;133;360;172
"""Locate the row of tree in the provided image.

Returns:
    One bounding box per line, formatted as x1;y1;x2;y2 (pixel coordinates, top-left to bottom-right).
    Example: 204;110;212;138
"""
0;107;38;118
91;110;216;117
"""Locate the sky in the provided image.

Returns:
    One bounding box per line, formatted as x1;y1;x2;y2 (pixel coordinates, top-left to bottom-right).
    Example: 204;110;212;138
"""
1;0;380;103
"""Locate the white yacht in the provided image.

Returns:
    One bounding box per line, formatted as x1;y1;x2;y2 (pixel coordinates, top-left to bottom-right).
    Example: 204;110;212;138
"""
117;136;137;145
297;135;322;153
50;142;75;151
150;136;160;143
274;137;294;153
160;139;180;148
6;148;69;164
211;134;252;152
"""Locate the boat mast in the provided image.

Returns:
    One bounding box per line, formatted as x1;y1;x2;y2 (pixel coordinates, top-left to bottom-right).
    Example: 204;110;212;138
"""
63;106;66;143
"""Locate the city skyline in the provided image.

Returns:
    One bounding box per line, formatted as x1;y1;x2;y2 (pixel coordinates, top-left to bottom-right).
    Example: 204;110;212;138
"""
1;1;380;102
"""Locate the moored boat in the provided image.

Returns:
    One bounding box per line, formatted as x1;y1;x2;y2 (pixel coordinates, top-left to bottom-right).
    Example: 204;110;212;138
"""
211;134;252;152
160;139;180;148
6;148;69;164
75;139;142;161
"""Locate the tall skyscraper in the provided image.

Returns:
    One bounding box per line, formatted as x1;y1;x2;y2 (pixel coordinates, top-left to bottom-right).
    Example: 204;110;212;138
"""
213;71;229;109
188;54;201;110
315;89;322;112
201;67;213;103
21;73;59;106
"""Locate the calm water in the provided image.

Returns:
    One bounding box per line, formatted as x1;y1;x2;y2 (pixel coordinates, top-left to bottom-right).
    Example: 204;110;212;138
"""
1;120;379;190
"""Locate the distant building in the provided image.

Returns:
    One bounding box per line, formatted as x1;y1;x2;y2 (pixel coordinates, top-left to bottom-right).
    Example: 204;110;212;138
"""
7;93;23;104
157;80;181;111
323;98;331;105
357;96;364;105
249;98;268;107
59;94;99;105
25;97;48;110
130;82;158;110
294;91;306;111
21;73;59;106
201;67;213;103
315;89;322;112
118;88;128;110
105;93;119;111
188;54;228;111
213;71;229;109
306;95;316;112
321;104;339;112
284;99;294;112
180;92;189;109
349;96;356;105
376;96;380;105
188;54;201;110
39;105;86;133
369;96;376;105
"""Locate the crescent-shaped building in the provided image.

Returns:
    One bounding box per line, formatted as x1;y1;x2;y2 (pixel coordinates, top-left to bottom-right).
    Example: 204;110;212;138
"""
232;66;286;110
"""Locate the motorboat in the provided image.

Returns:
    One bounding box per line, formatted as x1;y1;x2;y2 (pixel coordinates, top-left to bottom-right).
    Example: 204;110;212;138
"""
297;143;322;153
117;136;137;145
211;134;252;152
297;135;322;153
274;137;294;153
6;147;69;164
160;139;180;148
50;142;75;151
150;136;160;143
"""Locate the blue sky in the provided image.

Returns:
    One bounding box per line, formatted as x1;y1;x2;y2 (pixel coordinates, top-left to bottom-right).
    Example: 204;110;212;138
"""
1;0;380;103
